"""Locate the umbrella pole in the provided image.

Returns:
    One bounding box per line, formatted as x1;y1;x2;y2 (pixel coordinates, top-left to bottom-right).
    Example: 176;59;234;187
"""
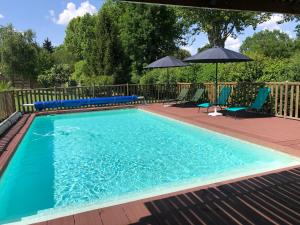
208;62;223;116
215;63;218;104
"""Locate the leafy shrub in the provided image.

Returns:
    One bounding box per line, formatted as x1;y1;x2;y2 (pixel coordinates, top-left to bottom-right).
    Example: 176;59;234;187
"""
0;81;12;91
37;64;71;87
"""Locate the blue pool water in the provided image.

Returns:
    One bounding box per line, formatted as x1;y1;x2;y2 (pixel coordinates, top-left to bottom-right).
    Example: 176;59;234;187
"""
0;109;299;224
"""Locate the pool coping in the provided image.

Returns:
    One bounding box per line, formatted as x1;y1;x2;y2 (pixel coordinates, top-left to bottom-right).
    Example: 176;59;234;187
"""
0;105;299;224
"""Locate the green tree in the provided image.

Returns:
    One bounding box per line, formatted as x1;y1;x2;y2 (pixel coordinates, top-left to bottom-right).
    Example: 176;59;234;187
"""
173;48;191;60
72;60;90;84
52;45;77;67
64;14;96;60
37;64;71;87
0;24;39;79
240;30;294;58
37;48;54;75
43;37;54;53
197;43;213;53
177;9;269;47
118;3;185;75
88;4;129;83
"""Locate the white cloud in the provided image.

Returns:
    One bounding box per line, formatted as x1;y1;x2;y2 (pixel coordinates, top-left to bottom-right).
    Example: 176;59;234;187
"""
50;1;97;25
225;37;241;52
258;14;284;31
0;14;4;19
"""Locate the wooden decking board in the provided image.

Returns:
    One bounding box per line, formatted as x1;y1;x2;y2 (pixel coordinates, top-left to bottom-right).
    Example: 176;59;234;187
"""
192;191;236;225
185;193;228;225
261;187;300;211
100;206;130;225
216;186;273;225
235;184;296;224
253;191;300;223
74;209;102;225
204;189;252;225
47;215;75;225
122;203;150;224
32;222;47;225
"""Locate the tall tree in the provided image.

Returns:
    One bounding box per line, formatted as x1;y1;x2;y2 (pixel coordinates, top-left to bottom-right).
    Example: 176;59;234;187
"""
240;30;294;58
64;14;96;60
118;3;185;75
177;8;270;47
0;24;39;79
88;4;129;83
43;38;54;53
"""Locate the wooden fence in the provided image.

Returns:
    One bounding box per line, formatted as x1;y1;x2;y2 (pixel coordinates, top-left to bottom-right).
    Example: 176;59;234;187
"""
0;91;16;122
0;82;299;121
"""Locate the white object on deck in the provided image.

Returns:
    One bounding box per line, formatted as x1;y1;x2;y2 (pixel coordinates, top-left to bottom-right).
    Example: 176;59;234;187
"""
208;107;223;117
23;103;34;107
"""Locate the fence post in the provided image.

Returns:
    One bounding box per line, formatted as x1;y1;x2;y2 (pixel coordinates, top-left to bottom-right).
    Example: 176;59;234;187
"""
93;84;95;98
284;81;288;118
126;83;129;96
54;86;57;100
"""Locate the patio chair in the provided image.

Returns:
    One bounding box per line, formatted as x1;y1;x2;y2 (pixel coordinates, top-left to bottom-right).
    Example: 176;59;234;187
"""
189;88;205;104
225;87;271;118
163;88;189;105
197;86;232;112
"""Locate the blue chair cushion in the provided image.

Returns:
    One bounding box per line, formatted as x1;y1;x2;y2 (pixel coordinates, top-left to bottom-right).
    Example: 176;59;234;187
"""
226;107;248;112
197;103;211;108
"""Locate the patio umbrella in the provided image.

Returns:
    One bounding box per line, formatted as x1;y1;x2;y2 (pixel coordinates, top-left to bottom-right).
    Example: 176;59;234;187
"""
145;56;188;70
145;56;189;101
184;46;252;116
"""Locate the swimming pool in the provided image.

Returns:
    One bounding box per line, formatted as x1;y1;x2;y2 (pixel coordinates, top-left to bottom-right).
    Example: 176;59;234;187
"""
0;109;299;224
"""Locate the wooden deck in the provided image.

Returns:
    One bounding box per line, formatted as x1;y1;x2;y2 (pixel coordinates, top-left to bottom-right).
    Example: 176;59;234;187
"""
0;104;299;224
33;167;300;225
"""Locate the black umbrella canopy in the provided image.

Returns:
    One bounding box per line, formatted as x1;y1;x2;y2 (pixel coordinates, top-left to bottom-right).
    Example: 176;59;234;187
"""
145;56;188;69
184;47;252;108
184;47;252;63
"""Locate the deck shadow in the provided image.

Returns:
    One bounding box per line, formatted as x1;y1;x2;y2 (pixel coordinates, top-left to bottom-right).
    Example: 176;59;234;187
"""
131;167;300;225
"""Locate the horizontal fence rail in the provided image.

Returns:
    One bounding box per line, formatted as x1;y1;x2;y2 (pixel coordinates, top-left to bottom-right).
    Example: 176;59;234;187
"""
0;82;299;121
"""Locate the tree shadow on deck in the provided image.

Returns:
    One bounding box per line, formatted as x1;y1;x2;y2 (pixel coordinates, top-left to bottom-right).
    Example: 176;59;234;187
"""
131;167;300;225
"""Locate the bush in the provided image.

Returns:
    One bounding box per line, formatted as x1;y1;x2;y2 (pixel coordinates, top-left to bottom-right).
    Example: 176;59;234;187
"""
82;75;114;86
38;64;71;87
0;81;12;91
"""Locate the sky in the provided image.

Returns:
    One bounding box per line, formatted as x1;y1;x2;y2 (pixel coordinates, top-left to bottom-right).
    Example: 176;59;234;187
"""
0;0;298;54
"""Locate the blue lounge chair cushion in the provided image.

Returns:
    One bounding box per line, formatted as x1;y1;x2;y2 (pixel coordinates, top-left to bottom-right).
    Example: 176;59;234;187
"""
197;103;211;108
226;107;248;112
225;87;270;114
